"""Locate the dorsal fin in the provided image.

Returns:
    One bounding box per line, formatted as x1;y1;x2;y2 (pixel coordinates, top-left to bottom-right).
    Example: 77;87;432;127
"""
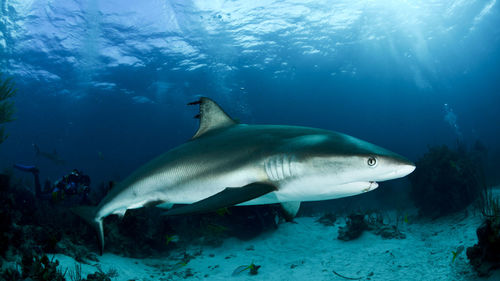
188;97;237;139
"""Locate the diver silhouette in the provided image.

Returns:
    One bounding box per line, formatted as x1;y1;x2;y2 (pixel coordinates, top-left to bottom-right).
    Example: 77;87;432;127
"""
14;164;91;205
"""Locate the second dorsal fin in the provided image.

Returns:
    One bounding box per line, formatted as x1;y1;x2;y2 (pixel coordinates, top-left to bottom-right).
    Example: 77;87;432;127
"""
188;97;237;139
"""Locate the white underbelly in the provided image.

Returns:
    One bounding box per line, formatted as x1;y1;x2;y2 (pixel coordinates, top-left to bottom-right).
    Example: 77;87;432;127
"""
161;166;378;206
240;181;378;205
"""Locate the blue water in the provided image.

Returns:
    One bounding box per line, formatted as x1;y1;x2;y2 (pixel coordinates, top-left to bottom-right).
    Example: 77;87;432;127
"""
1;0;499;186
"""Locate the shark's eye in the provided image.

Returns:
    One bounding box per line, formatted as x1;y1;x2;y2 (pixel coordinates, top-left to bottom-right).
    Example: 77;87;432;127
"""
367;157;377;167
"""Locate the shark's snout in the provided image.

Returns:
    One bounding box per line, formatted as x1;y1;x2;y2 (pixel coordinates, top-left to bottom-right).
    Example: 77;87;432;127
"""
375;157;415;181
390;155;416;178
392;164;415;179
390;155;416;177
398;156;416;174
398;163;416;177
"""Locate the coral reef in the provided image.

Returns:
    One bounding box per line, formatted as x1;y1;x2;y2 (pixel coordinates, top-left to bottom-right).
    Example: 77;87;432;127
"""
409;144;483;217
163;205;280;249
368;223;406;240
0;174;13;257
0;74;16;144
466;217;500;276
338;213;367;241
467;187;500;276
0;173;97;262
316;213;337;226
102;207;173;257
0;171;172;260
19;253;66;281
67;263;118;281
0;254;118;281
337;212;405;241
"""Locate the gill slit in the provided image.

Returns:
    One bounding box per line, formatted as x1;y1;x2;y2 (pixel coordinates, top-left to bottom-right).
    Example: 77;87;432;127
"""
265;154;295;181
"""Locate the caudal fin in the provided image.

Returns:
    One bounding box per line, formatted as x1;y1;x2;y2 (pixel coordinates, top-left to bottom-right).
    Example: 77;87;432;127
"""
72;206;105;255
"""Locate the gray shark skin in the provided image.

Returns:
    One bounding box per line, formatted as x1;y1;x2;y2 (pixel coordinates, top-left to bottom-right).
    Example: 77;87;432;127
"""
74;97;415;254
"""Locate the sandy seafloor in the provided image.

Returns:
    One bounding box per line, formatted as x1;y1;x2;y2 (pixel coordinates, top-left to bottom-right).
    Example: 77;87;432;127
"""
48;187;500;281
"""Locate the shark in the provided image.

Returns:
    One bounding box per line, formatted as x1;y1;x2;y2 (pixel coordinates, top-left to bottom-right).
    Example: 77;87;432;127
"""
33;144;66;165
74;97;415;254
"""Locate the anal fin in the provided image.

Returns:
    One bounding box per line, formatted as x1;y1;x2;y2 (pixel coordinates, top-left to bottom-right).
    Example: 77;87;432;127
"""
164;182;277;216
113;208;127;218
280;201;301;222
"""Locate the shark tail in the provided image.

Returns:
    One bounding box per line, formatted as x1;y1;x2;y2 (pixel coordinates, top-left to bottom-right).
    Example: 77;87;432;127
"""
72;206;104;255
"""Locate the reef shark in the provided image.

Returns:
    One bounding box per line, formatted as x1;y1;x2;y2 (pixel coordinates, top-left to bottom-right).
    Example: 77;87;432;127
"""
33;144;66;165
74;97;415;254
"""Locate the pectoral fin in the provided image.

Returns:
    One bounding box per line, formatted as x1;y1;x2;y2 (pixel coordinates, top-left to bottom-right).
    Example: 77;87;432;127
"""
164;182;277;216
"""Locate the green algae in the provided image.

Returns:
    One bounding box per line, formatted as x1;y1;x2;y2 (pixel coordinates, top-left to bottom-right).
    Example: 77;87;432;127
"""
0;74;16;144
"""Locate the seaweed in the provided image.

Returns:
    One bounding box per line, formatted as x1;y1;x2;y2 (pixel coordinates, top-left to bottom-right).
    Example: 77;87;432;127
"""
165;234;180;246
0;74;16;144
480;185;500;220
409;144;484;217
451;245;464;262
68;263;83;281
